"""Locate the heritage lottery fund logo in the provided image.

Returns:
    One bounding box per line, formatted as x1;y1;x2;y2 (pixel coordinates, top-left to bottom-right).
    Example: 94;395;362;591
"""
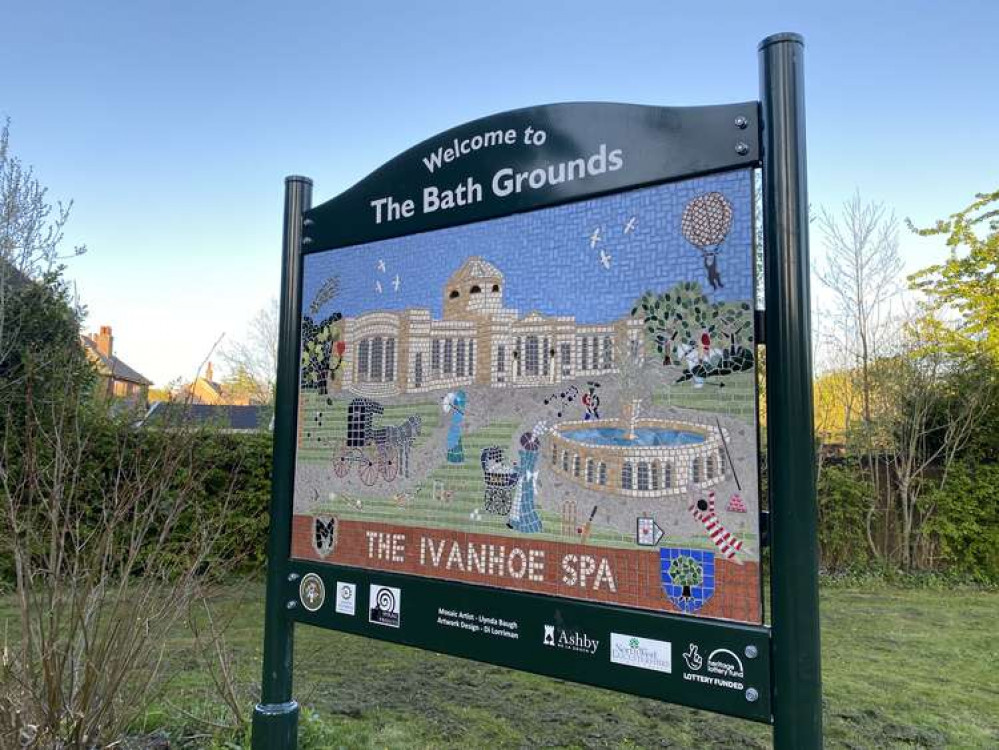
542;623;599;655
369;585;401;628
682;643;745;690
610;633;672;674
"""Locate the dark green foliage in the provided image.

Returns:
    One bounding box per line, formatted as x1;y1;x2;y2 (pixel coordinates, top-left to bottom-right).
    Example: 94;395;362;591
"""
817;464;873;573
920;463;999;584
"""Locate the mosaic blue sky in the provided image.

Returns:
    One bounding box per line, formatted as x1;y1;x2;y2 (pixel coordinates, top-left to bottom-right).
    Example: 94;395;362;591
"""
304;172;753;324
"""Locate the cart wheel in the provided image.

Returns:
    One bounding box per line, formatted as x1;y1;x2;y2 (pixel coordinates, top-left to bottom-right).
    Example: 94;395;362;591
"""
380;454;398;483
358;455;378;486
332;443;350;478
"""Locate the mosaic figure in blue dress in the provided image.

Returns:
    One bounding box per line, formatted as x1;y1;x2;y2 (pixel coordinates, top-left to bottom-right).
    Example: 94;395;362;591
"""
443;390;466;463
508;431;543;533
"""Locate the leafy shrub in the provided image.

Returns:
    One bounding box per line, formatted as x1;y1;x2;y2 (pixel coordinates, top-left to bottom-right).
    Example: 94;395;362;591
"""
920;463;999;584
817;463;873;573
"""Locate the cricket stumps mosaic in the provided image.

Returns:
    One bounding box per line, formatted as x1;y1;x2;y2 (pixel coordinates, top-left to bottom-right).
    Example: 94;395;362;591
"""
292;170;762;624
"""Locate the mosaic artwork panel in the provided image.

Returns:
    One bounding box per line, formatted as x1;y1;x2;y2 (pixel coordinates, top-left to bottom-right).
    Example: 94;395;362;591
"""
292;169;763;624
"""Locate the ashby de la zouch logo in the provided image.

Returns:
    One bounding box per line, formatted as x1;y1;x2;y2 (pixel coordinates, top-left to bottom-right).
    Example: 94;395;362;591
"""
542;623;600;655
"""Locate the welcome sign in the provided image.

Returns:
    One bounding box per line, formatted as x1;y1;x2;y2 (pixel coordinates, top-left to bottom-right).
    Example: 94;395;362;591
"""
255;34;821;750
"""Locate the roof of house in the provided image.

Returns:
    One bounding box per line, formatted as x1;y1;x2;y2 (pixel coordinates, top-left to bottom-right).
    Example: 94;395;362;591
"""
141;402;273;432
81;336;153;386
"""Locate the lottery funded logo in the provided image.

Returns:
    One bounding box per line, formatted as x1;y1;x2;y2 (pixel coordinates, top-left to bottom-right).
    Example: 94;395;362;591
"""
610;633;672;673
682;643;745;691
369;584;401;628
299;573;325;612
335;581;356;616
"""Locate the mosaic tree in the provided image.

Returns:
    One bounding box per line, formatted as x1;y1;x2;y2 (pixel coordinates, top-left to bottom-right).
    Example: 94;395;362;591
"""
668;554;704;602
301;312;344;393
301;276;346;393
632;281;711;366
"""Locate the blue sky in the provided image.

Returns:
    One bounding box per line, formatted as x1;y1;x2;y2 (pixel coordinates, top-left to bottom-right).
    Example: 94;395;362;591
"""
3;1;996;385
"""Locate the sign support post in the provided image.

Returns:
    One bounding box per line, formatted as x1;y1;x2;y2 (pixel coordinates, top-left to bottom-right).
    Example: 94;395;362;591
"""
759;33;823;749
252;175;312;750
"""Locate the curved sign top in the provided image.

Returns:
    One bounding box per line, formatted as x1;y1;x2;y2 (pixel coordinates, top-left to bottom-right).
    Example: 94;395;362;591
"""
303;101;760;251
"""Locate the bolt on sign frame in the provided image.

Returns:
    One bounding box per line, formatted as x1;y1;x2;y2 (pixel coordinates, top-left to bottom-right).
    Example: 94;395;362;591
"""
253;33;820;750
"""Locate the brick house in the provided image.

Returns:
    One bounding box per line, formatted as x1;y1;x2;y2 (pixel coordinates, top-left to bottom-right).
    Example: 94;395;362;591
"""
81;325;152;405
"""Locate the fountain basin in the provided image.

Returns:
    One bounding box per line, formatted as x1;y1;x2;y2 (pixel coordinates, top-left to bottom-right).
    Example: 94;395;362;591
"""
547;418;729;498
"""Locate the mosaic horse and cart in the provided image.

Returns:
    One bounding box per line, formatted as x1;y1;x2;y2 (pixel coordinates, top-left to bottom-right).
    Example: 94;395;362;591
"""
332;397;421;485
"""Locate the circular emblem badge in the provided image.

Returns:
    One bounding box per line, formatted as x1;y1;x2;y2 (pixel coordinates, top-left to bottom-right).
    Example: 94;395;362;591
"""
299;573;326;612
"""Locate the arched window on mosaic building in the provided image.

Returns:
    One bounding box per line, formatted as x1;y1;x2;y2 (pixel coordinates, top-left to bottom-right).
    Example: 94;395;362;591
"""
621;462;634;490
650;462;660;490
560;343;572;377
385;338;395;382
357;339;370;380
692;456;703;483
443;339;454;375
602;336;613;369
431;339;441;376
456;339;466;377
706;454;716;480
551;442;558;465
370;337;384;381
662;462;673;489
637;462;650;491
598;462;607;485
586;458;595;484
718;449;727;477
562;450;569;472
525;335;540;376
572;454;581;478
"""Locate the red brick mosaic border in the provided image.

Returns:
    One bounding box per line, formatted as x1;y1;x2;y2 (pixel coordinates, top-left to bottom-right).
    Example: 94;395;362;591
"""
292;515;761;624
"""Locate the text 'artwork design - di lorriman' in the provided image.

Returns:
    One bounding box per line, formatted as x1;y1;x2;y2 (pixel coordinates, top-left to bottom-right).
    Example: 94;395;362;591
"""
292;170;762;624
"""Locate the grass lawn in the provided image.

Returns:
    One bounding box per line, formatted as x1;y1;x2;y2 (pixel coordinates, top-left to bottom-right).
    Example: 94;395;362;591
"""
97;583;998;749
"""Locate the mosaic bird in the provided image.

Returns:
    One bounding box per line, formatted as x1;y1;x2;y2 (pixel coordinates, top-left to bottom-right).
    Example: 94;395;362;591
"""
599;248;612;269
589;227;602;248
392;274;401;292
624;216;637;234
376;259;386;272
375;280;383;294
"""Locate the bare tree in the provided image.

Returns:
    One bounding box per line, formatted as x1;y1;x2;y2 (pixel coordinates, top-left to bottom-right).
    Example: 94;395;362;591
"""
219;297;278;404
0;119;85;370
817;191;903;423
816;192;905;558
0;362;242;747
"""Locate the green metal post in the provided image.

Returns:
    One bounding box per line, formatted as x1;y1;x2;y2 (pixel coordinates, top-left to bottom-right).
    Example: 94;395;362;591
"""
252;175;313;750
759;33;823;748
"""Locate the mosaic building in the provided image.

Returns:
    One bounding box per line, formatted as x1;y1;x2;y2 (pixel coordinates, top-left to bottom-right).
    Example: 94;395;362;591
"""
333;256;644;397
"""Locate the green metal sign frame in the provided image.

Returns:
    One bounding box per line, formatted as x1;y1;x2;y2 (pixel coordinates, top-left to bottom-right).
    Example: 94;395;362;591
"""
253;32;820;750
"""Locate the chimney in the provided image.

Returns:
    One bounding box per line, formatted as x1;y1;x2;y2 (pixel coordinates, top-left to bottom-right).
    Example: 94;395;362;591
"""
94;325;113;358
206;361;214;382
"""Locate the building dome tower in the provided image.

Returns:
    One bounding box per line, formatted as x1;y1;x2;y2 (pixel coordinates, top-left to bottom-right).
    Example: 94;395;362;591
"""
443;256;505;319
